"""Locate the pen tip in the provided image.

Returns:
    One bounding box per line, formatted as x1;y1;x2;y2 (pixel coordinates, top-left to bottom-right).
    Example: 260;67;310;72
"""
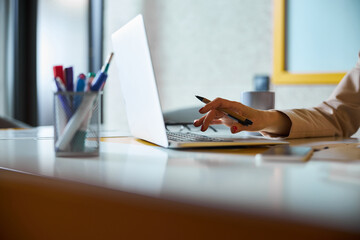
244;119;253;126
102;53;115;73
108;52;114;63
195;95;203;101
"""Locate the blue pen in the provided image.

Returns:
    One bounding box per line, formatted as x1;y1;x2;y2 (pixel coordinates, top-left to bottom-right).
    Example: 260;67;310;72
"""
90;53;114;91
74;73;86;109
54;78;73;119
64;67;74;91
55;77;66;92
72;73;87;152
90;70;108;91
76;73;86;92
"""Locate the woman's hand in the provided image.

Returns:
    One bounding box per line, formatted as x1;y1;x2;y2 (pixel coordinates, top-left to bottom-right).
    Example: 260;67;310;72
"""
193;97;291;136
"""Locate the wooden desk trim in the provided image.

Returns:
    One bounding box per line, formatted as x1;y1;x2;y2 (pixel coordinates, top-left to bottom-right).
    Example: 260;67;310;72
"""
1;168;358;240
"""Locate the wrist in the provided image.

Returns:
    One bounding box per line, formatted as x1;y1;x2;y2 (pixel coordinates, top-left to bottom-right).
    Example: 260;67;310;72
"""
261;110;291;137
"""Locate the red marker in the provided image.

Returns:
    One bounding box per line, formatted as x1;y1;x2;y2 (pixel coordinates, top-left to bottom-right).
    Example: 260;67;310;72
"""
53;65;66;85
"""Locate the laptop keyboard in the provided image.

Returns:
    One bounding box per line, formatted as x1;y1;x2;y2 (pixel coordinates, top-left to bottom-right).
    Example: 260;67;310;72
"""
166;131;227;142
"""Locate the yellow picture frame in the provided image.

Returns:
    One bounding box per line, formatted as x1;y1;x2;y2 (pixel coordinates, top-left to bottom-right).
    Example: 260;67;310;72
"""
273;0;346;84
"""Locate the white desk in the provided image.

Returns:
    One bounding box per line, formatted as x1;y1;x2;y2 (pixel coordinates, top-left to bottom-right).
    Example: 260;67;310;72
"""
0;127;359;239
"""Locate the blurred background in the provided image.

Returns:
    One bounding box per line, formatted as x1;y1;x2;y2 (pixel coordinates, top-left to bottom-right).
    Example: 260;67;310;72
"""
0;0;359;131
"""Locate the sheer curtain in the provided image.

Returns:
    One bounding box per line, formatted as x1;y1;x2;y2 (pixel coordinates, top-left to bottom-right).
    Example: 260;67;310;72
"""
0;0;9;116
0;0;15;118
1;0;38;125
36;0;89;125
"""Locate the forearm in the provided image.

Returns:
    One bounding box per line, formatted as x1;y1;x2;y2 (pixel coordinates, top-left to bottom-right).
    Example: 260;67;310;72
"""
260;110;292;137
271;65;360;139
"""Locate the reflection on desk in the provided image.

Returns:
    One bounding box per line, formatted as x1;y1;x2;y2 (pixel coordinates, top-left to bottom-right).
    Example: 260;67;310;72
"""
0;127;359;239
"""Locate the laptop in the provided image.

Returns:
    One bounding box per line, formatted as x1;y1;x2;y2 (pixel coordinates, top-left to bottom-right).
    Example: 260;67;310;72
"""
111;14;287;148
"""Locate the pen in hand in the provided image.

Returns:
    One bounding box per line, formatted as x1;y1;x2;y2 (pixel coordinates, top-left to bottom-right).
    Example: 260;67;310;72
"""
195;95;253;126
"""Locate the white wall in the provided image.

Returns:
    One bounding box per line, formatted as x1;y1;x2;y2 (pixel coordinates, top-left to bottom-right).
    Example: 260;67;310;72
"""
103;0;338;130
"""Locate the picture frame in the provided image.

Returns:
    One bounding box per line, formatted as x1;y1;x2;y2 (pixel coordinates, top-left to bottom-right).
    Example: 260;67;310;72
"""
272;0;347;84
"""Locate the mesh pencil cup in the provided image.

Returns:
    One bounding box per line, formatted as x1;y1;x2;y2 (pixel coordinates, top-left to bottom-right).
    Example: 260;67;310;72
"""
54;91;101;157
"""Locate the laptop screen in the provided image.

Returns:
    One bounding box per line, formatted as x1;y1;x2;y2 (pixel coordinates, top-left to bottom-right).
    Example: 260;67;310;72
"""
111;15;169;147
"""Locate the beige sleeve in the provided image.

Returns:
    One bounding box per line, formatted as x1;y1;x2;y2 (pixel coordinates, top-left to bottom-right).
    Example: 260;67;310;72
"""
266;54;360;139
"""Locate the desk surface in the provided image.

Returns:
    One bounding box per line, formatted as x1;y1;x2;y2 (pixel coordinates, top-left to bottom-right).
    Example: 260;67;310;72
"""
0;127;359;235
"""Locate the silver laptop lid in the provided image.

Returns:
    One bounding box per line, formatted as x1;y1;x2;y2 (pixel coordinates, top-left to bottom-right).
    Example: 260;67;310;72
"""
111;14;169;147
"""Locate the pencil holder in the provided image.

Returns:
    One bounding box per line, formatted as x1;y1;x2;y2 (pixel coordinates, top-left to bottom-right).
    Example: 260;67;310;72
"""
54;91;101;157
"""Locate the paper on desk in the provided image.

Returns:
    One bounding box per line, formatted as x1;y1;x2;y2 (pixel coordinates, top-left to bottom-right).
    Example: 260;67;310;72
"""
309;142;360;162
0;126;54;140
0;126;131;140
